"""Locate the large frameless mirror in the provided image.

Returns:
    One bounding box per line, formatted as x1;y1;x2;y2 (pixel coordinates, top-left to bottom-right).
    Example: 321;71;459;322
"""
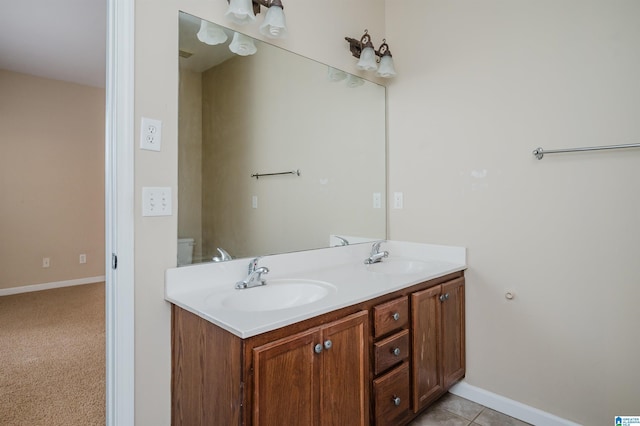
178;11;386;265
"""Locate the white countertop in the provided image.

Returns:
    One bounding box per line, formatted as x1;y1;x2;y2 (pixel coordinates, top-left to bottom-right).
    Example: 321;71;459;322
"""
165;240;466;338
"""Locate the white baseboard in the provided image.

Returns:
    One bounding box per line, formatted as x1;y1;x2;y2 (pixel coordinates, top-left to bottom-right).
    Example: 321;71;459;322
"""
0;276;106;296
449;381;582;426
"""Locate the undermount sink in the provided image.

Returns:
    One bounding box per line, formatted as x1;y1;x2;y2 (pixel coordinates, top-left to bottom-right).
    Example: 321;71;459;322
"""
365;258;431;275
208;279;336;312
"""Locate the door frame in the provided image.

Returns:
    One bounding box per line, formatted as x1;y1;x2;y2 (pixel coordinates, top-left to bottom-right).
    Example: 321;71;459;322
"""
105;0;135;424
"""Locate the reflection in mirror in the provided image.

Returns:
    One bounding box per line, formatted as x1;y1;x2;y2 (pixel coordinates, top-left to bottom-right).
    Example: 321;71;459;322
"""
178;12;386;265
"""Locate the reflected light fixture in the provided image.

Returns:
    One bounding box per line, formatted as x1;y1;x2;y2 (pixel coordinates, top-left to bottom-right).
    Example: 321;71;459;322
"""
225;0;288;39
228;32;258;56
197;20;228;45
327;67;347;82
345;74;365;88
345;29;397;78
327;66;366;89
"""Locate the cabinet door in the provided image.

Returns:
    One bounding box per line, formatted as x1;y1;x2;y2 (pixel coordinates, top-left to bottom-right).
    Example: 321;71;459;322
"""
321;311;369;426
411;285;443;412
253;327;322;426
442;278;465;388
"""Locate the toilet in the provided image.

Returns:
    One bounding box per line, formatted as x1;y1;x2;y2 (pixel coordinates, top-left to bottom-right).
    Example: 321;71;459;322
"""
177;238;195;266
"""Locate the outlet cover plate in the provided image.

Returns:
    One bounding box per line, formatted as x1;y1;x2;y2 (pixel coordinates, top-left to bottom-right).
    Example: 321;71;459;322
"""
140;117;162;151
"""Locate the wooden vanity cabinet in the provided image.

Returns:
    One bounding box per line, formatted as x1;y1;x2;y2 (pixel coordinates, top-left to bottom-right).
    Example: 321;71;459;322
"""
171;307;369;426
171;271;465;426
252;311;369;426
370;296;412;425
411;276;465;412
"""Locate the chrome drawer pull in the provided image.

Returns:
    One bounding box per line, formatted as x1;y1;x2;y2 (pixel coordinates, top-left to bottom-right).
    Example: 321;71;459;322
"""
392;347;401;356
392;312;400;321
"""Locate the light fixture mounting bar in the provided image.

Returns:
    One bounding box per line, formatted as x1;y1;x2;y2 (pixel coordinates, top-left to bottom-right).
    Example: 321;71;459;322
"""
345;36;363;58
227;0;283;14
345;30;390;59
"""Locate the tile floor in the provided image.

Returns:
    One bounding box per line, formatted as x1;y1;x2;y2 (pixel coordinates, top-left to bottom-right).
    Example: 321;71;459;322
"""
409;393;532;426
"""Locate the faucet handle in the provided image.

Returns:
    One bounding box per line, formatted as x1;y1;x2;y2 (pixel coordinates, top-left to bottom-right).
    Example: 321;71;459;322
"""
248;256;262;274
371;241;383;254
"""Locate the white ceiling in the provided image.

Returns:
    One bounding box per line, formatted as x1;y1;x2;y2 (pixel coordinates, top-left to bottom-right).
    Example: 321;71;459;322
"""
0;0;106;88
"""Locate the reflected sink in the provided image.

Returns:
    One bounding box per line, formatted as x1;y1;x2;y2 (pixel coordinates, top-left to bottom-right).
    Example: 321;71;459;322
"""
208;279;336;312
365;258;431;275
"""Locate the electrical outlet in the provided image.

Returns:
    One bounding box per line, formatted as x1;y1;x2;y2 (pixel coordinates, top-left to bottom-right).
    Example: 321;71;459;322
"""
393;192;404;209
252;195;258;209
140;117;162;151
79;254;87;264
42;257;50;268
142;187;172;216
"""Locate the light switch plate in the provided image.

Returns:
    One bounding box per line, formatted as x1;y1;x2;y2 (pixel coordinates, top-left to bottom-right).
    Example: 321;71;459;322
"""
140;117;162;151
142;187;172;216
393;192;404;209
373;192;382;209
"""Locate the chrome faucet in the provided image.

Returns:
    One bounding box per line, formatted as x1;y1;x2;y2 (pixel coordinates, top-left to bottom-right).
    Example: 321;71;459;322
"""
364;241;389;264
212;247;232;262
235;257;269;289
335;236;349;246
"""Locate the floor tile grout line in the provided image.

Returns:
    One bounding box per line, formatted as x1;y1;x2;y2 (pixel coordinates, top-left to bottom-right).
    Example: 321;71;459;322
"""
441;406;483;425
471;406;485;422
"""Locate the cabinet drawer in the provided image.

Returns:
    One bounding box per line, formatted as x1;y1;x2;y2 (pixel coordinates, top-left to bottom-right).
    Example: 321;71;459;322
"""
373;296;408;338
374;329;409;375
373;362;410;425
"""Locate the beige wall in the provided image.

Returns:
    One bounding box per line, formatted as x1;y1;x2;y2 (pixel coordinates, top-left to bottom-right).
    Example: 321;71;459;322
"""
177;68;203;261
134;0;385;424
386;1;640;425
0;70;105;290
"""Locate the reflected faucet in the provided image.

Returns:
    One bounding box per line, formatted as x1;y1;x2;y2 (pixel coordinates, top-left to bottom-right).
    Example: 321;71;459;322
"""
335;236;349;246
212;248;232;262
235;257;269;289
364;241;389;264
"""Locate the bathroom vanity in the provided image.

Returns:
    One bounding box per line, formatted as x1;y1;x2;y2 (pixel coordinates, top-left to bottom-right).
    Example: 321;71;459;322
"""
166;241;466;425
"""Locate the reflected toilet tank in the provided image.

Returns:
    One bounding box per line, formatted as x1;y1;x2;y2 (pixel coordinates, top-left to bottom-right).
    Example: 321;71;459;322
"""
177;238;195;266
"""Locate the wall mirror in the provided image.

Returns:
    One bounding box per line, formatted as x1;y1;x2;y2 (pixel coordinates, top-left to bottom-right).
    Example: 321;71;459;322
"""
178;11;386;265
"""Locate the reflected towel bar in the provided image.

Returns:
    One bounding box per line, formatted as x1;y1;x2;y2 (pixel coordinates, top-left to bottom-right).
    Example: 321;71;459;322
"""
251;169;301;179
533;143;640;160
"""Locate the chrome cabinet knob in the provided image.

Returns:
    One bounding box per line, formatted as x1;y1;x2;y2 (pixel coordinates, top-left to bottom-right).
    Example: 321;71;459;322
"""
392;396;401;406
324;340;332;350
392;312;400;321
439;293;450;302
314;344;323;354
392;347;401;356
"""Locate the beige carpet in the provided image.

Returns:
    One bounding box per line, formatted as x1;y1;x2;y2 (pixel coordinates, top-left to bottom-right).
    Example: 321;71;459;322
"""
0;283;105;425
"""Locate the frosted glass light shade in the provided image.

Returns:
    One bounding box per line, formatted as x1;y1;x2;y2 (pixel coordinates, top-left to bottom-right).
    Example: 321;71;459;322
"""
346;74;365;88
356;46;378;71
225;0;256;25
376;55;397;78
197;20;228;45
327;67;347;82
229;32;257;56
259;5;287;39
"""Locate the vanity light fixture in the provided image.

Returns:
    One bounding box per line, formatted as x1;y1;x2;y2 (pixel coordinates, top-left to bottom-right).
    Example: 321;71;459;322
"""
225;0;287;39
345;29;397;78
